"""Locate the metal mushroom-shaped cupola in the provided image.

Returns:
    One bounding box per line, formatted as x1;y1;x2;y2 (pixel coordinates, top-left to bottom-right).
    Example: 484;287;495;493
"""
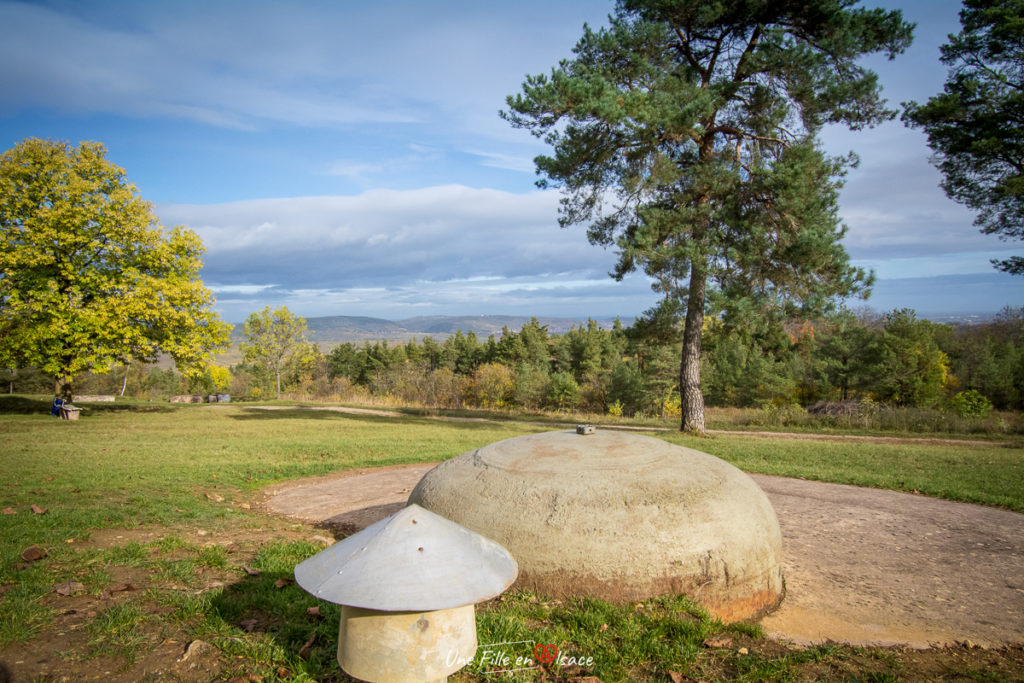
294;503;518;683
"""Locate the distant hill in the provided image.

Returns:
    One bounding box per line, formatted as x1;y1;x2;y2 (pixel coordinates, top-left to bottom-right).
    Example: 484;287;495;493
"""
396;315;621;337
228;314;625;346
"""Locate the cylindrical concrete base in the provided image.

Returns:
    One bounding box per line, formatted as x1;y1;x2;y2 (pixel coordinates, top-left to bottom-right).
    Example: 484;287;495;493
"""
338;604;477;683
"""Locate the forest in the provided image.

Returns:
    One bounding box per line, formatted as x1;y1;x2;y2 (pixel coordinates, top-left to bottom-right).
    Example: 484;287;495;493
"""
14;305;1022;427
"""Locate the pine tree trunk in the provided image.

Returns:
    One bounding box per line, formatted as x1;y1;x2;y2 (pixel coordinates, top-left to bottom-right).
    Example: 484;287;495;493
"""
680;259;707;434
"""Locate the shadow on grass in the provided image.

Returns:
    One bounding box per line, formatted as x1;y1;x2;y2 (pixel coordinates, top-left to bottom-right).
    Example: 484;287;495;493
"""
0;395;52;414
72;402;176;414
227;406;521;431
207;570;344;678
0;395;176;415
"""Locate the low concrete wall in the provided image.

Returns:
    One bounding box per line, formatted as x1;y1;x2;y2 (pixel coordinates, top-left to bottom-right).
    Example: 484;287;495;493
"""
169;394;206;403
73;395;116;402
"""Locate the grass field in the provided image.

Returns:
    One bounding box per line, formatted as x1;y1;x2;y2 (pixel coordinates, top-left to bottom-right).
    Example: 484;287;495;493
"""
1;397;1023;681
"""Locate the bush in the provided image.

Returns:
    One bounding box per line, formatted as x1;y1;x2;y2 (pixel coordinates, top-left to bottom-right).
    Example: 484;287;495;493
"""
950;390;994;419
546;371;582;412
751;401;808;427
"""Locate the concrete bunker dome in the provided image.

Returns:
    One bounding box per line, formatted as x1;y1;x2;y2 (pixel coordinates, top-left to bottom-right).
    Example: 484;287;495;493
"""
408;429;784;621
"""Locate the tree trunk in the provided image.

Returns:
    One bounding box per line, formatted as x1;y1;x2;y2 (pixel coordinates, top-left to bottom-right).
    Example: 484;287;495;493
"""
120;364;129;396
680;259;707;434
275;370;281;400
56;376;73;402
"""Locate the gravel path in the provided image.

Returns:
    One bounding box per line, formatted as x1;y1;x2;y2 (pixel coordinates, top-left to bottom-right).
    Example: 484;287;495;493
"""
265;464;1024;648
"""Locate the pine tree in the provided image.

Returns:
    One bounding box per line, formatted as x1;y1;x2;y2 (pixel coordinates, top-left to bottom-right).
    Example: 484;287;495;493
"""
504;0;913;432
903;0;1024;274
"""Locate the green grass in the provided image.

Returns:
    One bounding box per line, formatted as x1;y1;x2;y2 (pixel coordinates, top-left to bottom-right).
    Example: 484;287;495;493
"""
662;433;1024;512
83;602;153;665
1;395;1022;680
466;592;743;681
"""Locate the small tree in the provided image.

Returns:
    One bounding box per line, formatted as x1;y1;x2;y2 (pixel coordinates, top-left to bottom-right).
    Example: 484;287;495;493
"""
876;309;950;407
903;0;1024;274
0;138;230;399
240;306;308;400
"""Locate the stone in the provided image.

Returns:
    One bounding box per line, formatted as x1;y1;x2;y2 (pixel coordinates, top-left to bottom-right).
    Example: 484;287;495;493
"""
409;429;784;621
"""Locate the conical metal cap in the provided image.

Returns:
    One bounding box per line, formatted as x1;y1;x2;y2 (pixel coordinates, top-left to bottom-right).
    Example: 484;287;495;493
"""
294;503;518;611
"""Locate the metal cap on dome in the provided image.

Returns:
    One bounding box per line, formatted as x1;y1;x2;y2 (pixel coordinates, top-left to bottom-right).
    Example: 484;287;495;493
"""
294;503;518;611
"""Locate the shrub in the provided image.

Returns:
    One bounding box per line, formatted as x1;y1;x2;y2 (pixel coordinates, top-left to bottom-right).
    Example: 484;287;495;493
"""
950;390;994;419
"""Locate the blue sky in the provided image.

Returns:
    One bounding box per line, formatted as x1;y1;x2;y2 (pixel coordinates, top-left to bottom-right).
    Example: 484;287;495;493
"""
2;0;1021;322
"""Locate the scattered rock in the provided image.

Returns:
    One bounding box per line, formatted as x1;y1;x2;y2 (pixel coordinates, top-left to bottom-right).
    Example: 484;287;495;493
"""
239;618;258;633
54;580;84;596
205;493;224;503
702;636;733;649
2;507;15;514
20;545;47;562
306;606;322;619
738;647;749;655
309;535;333;545
108;582;137;594
31;504;48;514
668;672;698;683
242;566;261;576
196;530;208;537
239;503;251;510
298;633;316;660
179;639;211;662
274;578;294;589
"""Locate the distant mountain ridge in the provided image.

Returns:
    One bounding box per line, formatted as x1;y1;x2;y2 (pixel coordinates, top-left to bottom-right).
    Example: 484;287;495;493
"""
230;314;624;344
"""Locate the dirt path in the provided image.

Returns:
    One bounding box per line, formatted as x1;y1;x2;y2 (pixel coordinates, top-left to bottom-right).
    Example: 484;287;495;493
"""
265;465;1024;649
246;405;1010;447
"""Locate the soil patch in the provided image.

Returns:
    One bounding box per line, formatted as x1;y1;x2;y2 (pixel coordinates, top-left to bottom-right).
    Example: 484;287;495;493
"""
266;466;1024;649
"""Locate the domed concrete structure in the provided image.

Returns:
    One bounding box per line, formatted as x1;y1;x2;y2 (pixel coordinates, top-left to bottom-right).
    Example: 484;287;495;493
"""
408;429;784;621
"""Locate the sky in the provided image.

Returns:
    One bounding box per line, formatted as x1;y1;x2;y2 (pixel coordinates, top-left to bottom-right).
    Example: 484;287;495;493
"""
1;0;1022;323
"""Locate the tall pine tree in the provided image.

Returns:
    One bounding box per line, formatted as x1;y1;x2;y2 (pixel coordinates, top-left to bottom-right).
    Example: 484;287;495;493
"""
504;0;913;432
903;0;1024;274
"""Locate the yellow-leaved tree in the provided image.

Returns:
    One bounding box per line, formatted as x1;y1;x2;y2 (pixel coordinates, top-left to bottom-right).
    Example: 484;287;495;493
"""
0;138;231;399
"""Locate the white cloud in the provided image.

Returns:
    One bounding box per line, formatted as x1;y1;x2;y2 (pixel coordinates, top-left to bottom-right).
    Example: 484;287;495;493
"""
324;161;386;180
0;1;421;129
466;149;537;173
0;0;605;138
156;185;659;319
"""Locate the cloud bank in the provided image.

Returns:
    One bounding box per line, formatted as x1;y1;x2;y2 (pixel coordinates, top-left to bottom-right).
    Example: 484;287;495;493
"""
157;185;661;320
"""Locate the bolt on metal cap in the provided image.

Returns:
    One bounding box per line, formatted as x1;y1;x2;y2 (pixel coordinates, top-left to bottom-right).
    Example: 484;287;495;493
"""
294;503;518;611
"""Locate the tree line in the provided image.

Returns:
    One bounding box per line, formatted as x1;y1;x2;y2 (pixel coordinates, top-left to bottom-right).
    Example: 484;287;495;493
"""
317;307;1023;417
28;305;1015;421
